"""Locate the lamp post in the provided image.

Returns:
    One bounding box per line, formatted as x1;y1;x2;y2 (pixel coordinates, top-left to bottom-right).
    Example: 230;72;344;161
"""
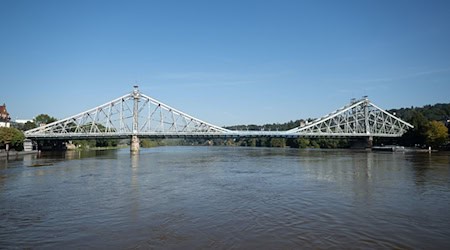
5;141;10;158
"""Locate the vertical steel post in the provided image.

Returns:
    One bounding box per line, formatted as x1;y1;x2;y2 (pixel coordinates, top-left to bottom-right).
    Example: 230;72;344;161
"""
131;86;140;153
132;86;139;134
364;97;370;135
363;97;373;148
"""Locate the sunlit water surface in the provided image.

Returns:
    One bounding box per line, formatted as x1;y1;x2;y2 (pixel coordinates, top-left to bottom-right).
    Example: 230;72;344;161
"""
1;147;449;249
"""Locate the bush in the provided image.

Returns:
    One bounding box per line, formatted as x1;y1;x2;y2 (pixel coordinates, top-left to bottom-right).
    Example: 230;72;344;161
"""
0;127;25;151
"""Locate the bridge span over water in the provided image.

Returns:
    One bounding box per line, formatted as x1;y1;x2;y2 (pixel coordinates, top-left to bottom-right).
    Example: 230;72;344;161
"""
25;87;413;152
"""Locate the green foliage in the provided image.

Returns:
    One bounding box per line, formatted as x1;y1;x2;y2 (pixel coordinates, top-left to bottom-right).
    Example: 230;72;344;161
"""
390;103;450;122
270;138;286;147
258;138;271;147
316;138;338;148
34;114;57;126
297;138;310;148
140;139;163;148
285;137;349;149
72;140;96;149
71;139;119;149
396;105;450;147
95;138;118;147
0;127;25;151
14;120;38;131
310;140;320;148
23;121;37;131
400;111;428;146
425;121;448;147
226;120;306;132
248;138;257;147
198;137;349;149
225;139;235;146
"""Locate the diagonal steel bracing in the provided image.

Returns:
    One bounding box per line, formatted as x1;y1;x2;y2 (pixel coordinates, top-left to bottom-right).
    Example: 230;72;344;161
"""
286;98;413;137
25;89;413;139
25;88;231;139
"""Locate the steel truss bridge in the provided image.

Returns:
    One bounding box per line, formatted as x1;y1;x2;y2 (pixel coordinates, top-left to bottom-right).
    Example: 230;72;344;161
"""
25;87;413;141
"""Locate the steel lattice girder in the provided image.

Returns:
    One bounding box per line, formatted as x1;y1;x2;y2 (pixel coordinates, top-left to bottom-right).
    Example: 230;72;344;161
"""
286;98;413;137
25;89;231;138
25;89;413;139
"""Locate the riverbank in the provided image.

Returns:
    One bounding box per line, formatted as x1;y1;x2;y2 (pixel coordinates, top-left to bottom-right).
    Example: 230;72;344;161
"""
372;145;440;153
0;150;39;158
67;145;129;151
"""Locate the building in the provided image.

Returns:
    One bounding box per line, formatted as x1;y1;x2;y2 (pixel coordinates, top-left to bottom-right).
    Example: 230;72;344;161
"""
0;103;11;128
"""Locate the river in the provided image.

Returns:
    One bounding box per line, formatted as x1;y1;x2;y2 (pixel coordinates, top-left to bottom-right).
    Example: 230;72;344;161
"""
1;147;449;249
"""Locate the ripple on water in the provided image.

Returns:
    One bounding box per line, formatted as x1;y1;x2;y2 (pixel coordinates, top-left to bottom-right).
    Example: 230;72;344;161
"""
0;147;449;249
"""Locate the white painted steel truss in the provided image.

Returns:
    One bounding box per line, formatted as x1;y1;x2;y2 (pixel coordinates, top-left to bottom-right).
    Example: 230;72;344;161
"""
25;88;231;139
286;98;413;137
25;88;413;139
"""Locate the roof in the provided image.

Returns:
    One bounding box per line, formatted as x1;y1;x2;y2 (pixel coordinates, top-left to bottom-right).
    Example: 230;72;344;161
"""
0;103;11;122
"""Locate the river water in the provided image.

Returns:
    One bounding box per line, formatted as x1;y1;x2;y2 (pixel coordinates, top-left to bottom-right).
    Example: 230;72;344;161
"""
0;147;449;249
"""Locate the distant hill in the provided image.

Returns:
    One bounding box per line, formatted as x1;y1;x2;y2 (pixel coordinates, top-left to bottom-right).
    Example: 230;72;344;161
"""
389;103;450;123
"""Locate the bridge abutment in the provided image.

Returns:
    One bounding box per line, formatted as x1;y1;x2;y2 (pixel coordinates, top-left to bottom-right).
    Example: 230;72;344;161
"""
130;135;140;154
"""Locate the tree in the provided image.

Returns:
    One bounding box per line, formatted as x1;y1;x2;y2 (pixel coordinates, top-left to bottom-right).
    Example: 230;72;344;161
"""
0;127;25;151
270;138;286;147
297;138;310;148
23;121;37;131
401;111;428;146
34;114;57;126
425;121;448;147
288;138;311;148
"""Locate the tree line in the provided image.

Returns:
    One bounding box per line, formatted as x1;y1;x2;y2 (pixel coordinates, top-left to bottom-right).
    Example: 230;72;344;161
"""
385;104;450;148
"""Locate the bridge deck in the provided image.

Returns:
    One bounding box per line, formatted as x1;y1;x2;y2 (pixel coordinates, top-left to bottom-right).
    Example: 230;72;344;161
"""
25;131;400;140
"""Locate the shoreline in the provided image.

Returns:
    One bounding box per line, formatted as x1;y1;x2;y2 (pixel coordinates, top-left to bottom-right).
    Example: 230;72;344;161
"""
0;150;39;158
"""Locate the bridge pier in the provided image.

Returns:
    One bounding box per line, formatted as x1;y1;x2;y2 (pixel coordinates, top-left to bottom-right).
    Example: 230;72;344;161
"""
23;139;34;152
350;136;373;149
130;135;140;154
367;136;373;148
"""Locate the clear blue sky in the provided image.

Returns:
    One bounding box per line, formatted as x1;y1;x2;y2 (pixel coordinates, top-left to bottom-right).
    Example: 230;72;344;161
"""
1;0;449;126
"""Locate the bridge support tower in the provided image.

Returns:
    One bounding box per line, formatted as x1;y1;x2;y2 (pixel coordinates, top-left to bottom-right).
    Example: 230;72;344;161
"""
130;85;140;154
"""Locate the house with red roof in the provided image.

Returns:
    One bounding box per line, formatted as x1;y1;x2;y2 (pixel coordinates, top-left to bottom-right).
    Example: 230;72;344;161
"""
0;103;11;128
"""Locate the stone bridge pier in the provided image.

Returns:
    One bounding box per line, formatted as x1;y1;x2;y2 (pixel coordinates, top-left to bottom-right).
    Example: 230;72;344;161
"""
130;135;140;154
350;136;373;149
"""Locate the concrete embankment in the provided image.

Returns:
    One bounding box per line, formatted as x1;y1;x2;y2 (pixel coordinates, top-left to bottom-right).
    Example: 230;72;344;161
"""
0;150;39;158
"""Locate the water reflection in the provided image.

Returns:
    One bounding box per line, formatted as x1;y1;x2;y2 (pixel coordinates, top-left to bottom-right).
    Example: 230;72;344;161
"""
258;149;402;207
65;150;82;160
130;153;141;222
0;147;449;249
22;154;34;167
131;153;139;169
408;152;450;187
